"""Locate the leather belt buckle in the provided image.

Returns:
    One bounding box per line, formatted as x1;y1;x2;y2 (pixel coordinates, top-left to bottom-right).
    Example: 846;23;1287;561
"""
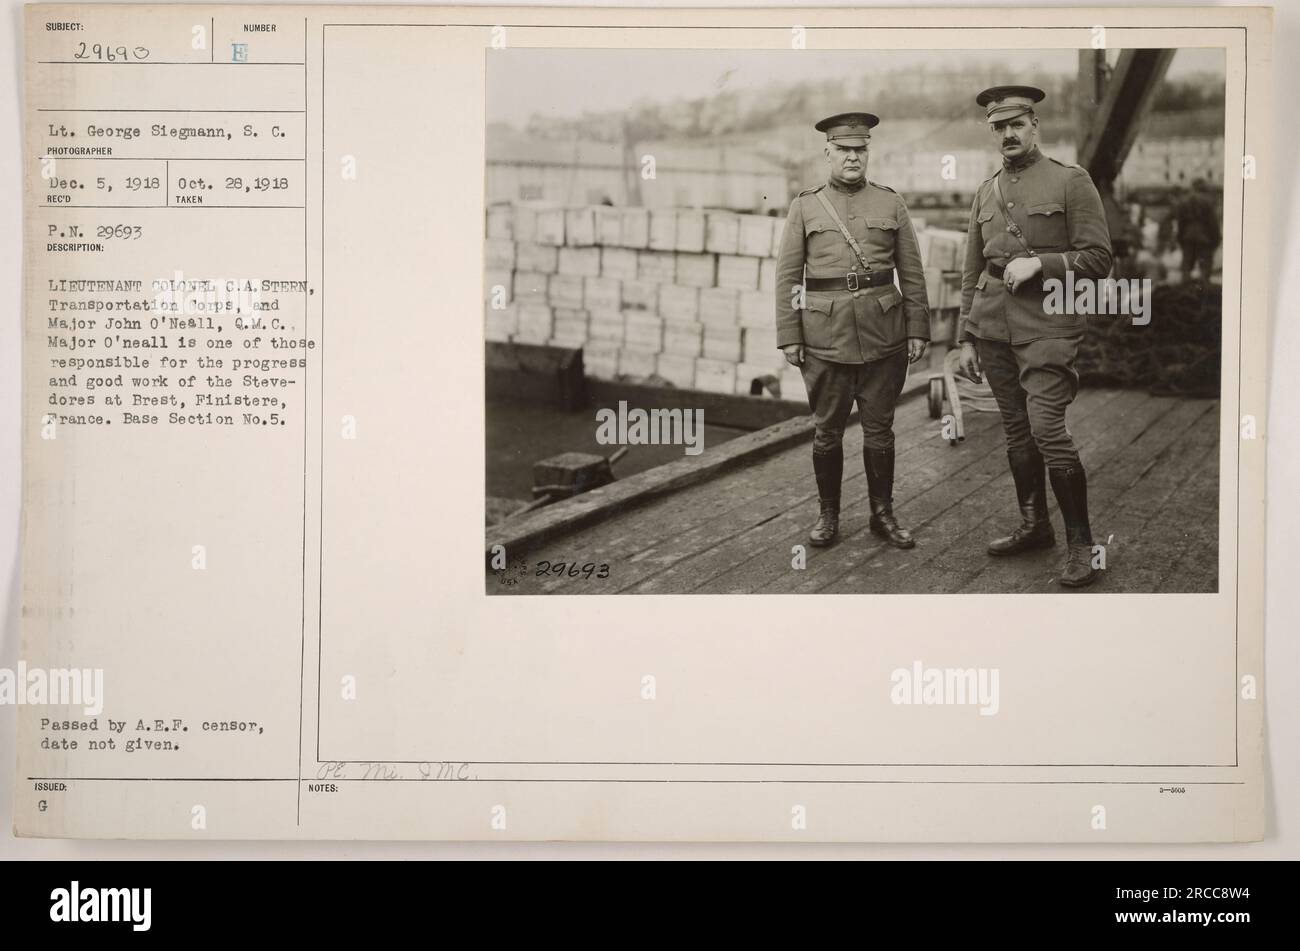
845;271;859;291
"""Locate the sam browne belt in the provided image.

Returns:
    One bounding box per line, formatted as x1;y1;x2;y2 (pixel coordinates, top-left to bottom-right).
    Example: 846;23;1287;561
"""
985;261;1044;288
804;268;895;292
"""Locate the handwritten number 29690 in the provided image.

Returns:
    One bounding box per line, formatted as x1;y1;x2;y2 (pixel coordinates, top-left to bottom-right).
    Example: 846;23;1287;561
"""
73;43;150;61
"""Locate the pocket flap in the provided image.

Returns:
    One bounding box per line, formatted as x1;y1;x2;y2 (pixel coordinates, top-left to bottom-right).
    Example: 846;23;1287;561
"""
977;209;996;223
976;272;988;291
877;285;903;311
1027;202;1065;217
804;294;833;316
866;216;899;231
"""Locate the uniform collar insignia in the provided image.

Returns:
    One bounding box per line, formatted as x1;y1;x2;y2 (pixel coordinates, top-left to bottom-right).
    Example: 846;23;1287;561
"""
828;177;867;193
1002;145;1044;173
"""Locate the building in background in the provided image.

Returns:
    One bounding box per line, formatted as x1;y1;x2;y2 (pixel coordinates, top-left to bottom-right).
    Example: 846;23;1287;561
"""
487;125;787;213
488;121;1223;216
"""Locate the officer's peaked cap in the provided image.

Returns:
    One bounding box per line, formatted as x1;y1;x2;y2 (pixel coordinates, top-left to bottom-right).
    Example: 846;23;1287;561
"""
976;85;1045;124
815;112;879;146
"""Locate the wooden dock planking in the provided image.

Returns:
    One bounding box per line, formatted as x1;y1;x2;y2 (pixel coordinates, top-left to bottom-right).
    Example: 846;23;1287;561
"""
531;456;808;593
956;394;1211;594
808;389;1131;594
525;428;849;594
1047;400;1217;594
683;376;1125;595
696;410;1009;594
901;388;1174;594
509;422;826;594
489;388;1221;595
631;397;986;594
504;386;1103;595
1003;400;1216;593
822;388;1149;594
1056;398;1218;594
1153;465;1219;593
519;388;937;595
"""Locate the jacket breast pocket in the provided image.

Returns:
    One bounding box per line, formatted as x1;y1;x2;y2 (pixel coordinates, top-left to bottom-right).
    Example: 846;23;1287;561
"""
1026;202;1067;250
803;219;842;269
866;216;899;257
976;207;997;244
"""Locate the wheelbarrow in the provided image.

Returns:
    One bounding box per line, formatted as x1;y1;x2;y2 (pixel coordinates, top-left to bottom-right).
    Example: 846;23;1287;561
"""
928;348;1000;445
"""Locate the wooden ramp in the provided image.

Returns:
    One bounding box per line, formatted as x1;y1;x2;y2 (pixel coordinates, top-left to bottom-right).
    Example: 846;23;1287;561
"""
490;388;1220;595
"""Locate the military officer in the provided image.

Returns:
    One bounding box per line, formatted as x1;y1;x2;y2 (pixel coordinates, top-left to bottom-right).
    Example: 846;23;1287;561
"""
956;86;1113;587
775;111;931;549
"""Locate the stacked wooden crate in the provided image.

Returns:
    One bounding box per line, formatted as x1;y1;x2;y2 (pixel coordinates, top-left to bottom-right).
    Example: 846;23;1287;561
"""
486;204;969;401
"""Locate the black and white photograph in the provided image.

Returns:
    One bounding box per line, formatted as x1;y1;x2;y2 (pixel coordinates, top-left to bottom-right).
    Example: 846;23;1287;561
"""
8;0;1278;855
484;46;1228;595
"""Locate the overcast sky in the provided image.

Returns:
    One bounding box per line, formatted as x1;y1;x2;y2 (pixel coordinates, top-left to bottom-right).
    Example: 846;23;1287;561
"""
488;48;1226;126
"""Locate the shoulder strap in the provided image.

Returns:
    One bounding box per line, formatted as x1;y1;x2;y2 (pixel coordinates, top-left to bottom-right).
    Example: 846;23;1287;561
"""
813;189;873;273
992;173;1037;258
1048;156;1084;171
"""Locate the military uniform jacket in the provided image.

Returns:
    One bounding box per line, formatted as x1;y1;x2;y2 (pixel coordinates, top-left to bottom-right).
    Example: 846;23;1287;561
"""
775;179;930;365
958;148;1113;345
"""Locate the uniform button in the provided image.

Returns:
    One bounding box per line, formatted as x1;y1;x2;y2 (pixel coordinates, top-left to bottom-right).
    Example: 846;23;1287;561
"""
1007;201;1015;208
1011;177;1019;183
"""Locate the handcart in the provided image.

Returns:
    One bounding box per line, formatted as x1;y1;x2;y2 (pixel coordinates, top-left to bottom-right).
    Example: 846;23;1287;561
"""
928;348;1000;446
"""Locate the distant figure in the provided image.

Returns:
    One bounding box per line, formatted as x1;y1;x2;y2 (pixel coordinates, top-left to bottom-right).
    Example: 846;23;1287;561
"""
1132;208;1163;283
1102;191;1140;280
1172;179;1220;282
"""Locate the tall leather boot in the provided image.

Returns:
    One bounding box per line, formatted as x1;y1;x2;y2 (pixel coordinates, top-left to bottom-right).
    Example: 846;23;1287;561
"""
988;448;1055;555
808;445;842;547
863;447;915;549
1048;465;1099;587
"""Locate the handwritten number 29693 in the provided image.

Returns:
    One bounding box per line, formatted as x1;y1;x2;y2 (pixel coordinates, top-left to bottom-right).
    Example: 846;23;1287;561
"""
535;560;610;580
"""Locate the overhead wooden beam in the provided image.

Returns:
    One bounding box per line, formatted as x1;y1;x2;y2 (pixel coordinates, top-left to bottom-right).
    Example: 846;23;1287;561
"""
1075;49;1106;150
1077;49;1177;188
